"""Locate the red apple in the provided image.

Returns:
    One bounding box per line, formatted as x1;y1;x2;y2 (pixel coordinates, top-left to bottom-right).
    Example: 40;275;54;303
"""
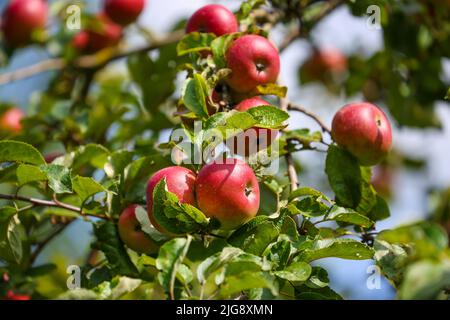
0;107;25;134
104;0;145;26
146;166;197;233
118;205;159;254
226;35;280;93
72;14;122;54
304;48;347;78
186;4;238;36
331;102;393;166
3;290;30;301
230;97;278;156
195;158;260;230
1;0;48;48
71;31;89;53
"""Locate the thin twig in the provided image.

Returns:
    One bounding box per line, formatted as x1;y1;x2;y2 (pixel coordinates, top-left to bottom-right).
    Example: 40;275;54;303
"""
280;95;300;192
279;28;300;53
0;31;184;86
288;103;332;135
29;220;75;265
0;193;111;220
0;58;65;86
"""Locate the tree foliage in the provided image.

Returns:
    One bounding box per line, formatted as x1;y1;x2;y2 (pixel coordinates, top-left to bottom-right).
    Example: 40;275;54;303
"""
0;0;449;300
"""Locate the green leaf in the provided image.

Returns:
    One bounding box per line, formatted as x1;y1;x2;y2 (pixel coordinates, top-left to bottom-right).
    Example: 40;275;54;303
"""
294;285;343;300
7;215;23;264
177;32;216;56
0;141;45;165
72;176;106;204
237;0;267;21
288;196;329;218
305;266;330;289
16;164;47;186
70;144;110;172
254;84;287;98
368;195;390;221
156;237;192;293
127;44;180;114
152;178;209;234
296;238;374;262
183;74;210;119
220;271;278;297
258;180;280;215
204;111;256;134
355;166;377;214
373;239;409;285
398;260;450;300
376;222;448;259
104;150;134;178
41;164;72;194
327;206;374;228
284;129;323;148
27;263;57;277
325;145;362;208
92;221;138;277
108;276;142;300
246;105;289;129
228;216;280;255
123;155;169;192
197;247;243;284
263;240;292;270
0;210;24;264
134;206;169;242
210;33;240;69
289;186;331;203
274;261;312;282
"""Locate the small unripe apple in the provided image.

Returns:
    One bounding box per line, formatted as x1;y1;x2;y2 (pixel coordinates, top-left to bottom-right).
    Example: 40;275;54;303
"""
331;102;393;166
118;205;159;254
230;97;278;156
1;0;48;48
226;35;280;93
186;4;238;36
146;166;197;233
195;158;260;230
104;0;145;26
0;107;25;134
72;14;122;54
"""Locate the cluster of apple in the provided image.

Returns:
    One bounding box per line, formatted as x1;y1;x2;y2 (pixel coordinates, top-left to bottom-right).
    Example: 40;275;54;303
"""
72;0;145;54
180;5;282;156
0;0;145;52
117;4;393;255
118;159;260;254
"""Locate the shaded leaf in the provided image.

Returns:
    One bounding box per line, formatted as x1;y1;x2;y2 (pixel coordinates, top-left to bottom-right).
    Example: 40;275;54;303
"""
0;141;45;165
